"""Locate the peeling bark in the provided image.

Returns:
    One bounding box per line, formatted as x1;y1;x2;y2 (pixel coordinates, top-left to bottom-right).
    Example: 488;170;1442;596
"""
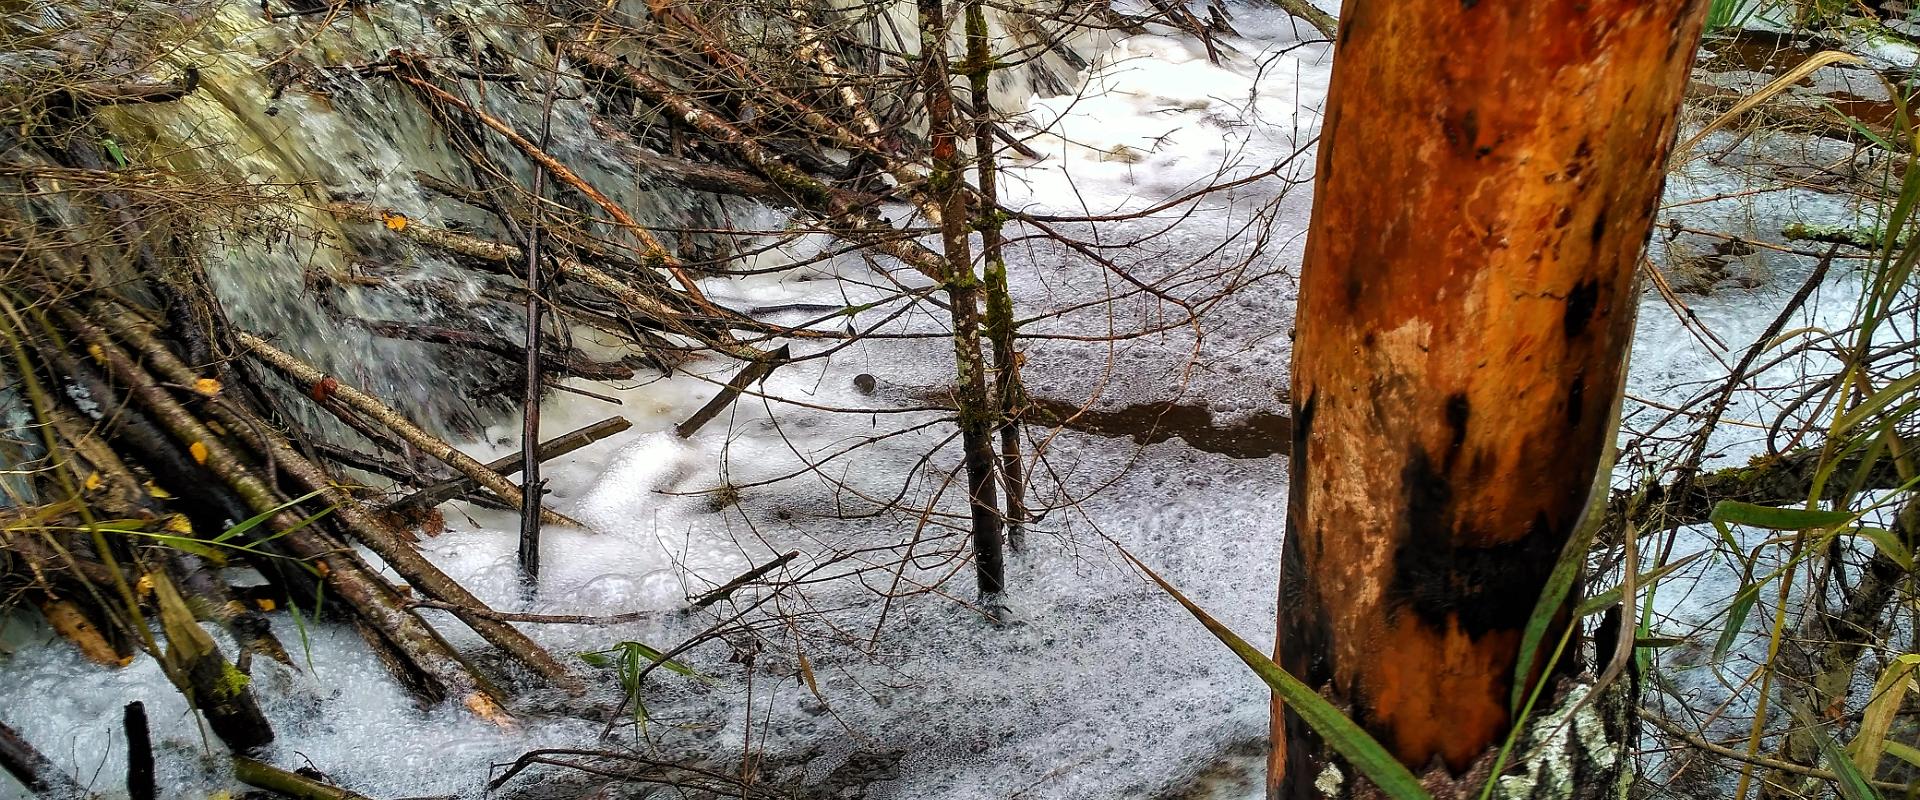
1272;2;1708;796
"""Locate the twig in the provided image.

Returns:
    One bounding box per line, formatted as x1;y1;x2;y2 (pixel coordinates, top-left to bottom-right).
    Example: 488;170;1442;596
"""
691;551;800;609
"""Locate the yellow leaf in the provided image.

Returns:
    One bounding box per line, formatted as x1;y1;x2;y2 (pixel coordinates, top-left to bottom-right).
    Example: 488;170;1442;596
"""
84;472;103;492
798;649;822;699
254;598;275;612
145;481;173;499
193;377;221;396
189;441;209;464
87;343;105;363
382;211;408;231
165;514;192;534
134;573;154;597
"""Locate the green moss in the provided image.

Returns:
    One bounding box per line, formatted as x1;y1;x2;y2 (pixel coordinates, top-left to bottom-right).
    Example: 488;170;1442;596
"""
217;660;252;699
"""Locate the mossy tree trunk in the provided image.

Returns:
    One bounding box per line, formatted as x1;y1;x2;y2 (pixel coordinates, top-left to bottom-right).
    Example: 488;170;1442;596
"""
1271;1;1709;797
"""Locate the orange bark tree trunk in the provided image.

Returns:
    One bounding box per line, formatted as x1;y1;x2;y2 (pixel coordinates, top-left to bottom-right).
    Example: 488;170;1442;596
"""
1271;2;1708;798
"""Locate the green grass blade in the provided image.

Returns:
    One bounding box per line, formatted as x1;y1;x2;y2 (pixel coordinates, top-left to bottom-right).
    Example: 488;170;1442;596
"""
1121;548;1431;800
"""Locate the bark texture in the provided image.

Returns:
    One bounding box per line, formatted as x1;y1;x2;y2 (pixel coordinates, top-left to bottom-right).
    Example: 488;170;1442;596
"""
1271;2;1708;797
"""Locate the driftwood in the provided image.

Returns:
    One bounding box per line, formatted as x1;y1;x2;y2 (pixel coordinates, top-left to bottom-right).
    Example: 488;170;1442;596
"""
69;68;200;107
56;310;518;721
152;571;274;753
675;345;789;438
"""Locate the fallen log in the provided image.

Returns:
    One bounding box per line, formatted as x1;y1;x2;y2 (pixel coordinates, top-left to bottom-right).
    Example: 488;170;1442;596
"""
69;68;200;107
152;570;275;754
674;345;789;438
62;316;515;722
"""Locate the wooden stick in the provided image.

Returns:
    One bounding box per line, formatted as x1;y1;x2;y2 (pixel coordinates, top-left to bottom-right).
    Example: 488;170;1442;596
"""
392;67;720;311
99;308;583;695
66;317;516;722
691;551;799;609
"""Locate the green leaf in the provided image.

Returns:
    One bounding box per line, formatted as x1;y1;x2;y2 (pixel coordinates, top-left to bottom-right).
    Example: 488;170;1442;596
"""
1824;100;1900;152
1834;373;1920;435
101;138;128;168
611;641;704;681
215;489;331;544
1710;501;1854;531
1121;548;1431;800
1713;584;1760;663
1851;528;1914;571
1881;740;1920;769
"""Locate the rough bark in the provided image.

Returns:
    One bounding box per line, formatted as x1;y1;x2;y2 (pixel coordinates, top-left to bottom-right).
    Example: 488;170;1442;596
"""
1272;1;1708;797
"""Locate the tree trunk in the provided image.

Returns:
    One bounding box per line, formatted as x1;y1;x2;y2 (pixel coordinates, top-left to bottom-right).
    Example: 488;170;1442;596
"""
1271;2;1708;797
919;0;1005;597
